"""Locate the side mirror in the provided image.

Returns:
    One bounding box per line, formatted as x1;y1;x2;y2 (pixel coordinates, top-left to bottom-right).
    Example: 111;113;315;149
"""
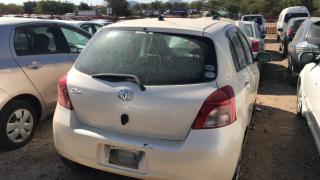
255;52;272;63
299;52;319;64
277;28;283;32
261;34;266;39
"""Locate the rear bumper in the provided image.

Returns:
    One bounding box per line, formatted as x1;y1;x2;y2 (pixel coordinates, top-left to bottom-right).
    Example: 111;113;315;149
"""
53;104;244;180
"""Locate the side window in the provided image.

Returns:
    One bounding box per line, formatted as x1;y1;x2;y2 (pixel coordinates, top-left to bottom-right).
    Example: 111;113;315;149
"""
238;31;253;64
60;27;90;53
293;25;304;42
14;26;62;56
228;38;240;71
229;32;247;69
81;24;95;35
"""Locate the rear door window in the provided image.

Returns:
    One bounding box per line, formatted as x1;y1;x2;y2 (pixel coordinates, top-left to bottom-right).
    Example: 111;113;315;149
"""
238;32;253;64
14;26;63;56
75;30;217;85
60;27;90;53
229;32;247;69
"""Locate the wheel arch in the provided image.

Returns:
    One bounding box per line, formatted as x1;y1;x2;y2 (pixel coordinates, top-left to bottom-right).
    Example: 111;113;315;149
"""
1;94;42;122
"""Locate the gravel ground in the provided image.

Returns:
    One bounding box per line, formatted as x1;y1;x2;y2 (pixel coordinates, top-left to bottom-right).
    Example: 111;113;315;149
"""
0;40;320;180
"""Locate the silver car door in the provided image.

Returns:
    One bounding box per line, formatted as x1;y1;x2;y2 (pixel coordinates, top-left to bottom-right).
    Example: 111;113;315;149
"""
11;24;73;111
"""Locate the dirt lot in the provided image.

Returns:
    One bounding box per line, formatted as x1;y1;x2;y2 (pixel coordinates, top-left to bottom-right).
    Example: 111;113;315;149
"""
1;40;320;180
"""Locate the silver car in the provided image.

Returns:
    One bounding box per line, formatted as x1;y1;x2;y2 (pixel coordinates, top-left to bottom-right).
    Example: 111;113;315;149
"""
53;20;102;35
0;18;91;149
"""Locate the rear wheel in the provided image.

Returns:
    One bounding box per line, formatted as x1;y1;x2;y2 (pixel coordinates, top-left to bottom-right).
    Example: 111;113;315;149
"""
287;62;297;86
281;42;288;57
0;100;37;150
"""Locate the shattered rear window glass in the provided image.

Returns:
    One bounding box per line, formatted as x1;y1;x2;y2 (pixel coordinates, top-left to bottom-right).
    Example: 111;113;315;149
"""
75;30;216;85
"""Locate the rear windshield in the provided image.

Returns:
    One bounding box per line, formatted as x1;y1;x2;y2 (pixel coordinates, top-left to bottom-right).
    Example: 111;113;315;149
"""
242;16;262;25
284;13;308;23
244;24;254;37
288;19;305;31
307;22;320;45
75;30;216;85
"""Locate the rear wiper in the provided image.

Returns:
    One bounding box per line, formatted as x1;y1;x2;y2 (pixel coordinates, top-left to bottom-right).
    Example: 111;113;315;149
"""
91;73;146;91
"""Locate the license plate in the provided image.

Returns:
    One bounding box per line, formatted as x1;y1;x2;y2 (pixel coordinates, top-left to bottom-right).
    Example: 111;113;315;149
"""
108;147;144;169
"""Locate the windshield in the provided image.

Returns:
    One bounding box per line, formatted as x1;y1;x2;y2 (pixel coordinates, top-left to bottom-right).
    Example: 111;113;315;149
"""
242;16;262;25
284;13;308;23
244;24;254;37
75;30;216;85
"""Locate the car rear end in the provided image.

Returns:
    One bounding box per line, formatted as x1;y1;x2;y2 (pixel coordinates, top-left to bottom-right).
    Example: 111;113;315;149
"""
53;21;242;180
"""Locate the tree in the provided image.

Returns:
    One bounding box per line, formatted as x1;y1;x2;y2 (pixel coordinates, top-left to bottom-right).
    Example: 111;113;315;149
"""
78;2;91;10
23;1;37;17
59;2;75;15
5;4;23;14
105;0;129;16
190;0;204;10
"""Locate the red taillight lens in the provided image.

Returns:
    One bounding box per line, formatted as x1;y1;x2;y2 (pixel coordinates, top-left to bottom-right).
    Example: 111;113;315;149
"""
58;74;73;110
192;85;236;129
251;40;259;52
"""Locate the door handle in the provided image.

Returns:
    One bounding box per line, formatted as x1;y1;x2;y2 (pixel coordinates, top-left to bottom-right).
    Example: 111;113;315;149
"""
26;62;42;70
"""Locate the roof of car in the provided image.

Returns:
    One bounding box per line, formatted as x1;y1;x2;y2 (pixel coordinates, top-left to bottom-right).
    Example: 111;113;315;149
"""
104;18;227;32
281;6;309;13
288;17;309;22
0;17;45;25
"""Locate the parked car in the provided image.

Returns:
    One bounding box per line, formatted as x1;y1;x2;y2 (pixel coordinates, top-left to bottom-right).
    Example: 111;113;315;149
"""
276;6;310;41
0;18;91;150
297;52;320;154
53;18;271;180
240;21;265;55
241;14;266;32
287;18;320;84
279;17;308;57
53;20;102;35
90;19;113;26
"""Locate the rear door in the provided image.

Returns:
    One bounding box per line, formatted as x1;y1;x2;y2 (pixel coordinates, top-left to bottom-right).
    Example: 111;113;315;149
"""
11;23;72;111
68;30;219;140
226;28;257;125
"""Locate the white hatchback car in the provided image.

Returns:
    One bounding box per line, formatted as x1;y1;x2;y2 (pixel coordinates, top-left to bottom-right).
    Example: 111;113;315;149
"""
53;18;271;180
297;52;320;154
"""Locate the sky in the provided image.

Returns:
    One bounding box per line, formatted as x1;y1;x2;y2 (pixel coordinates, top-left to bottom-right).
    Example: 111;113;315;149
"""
1;0;193;6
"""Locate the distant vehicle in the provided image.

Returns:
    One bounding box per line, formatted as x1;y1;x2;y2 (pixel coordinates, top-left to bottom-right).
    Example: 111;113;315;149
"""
241;14;266;32
76;10;99;17
0;18;91;150
90;19;113;26
279;17;308;57
276;6;310;41
53;18;271;180
53;20;102;35
297;52;320;154
287;18;320;85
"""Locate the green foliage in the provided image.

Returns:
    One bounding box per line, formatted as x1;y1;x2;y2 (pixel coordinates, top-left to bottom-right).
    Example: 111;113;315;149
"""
78;2;91;10
105;0;130;16
23;1;37;15
0;3;23;14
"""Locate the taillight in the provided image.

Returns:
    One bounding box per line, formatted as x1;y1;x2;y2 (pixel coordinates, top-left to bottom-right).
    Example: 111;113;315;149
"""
192;85;236;129
286;28;295;37
58;74;73;110
251;40;259;52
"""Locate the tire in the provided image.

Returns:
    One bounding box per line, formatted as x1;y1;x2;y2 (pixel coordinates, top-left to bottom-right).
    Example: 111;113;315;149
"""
0;100;37;150
287;63;297;86
281;42;288;57
60;156;85;170
297;84;303;118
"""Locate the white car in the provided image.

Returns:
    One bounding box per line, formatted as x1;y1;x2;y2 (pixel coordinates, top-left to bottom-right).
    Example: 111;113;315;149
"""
276;6;310;41
297;52;320;154
53;20;102;35
241;14;265;31
53;18;271;180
